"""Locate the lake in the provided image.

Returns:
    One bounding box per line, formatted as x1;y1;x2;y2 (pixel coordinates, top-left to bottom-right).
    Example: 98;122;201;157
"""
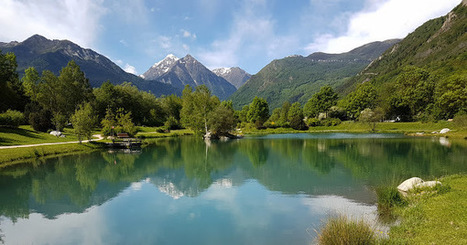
1;133;466;244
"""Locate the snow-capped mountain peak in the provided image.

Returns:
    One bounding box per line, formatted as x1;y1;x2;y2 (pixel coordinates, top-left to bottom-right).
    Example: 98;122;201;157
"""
141;54;179;80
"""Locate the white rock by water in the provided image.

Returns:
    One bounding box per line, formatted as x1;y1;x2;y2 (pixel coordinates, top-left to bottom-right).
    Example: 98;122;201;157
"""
50;131;62;137
440;128;450;134
397;177;423;192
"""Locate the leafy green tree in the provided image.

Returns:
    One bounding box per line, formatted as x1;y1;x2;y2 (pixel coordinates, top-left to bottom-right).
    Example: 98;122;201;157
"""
71;103;97;143
100;108;136;138
181;85;220;134
279;101;291;126
160;94;183;125
433;75;467;119
359;108;384;132
208;103;237;135
247;96;269;128
22;67;41;101
266;108;281;127
342;83;378;119
101;108;117;138
0;51;25;112
387;66;434;121
288;102;307;130
236;105;250;125
304;85;338;118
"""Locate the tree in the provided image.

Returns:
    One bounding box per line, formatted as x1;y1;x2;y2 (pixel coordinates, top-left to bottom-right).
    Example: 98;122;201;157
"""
304;85;338;118
181;85;219;134
100;108;136;138
278;101;291;126
71;103;97;143
247;96;269;128
387;66;434;121
288;102;307;130
342;83;377;119
22;67;41;101
433;75;467;119
359;108;384;132
0;51;25;112
208;102;237;135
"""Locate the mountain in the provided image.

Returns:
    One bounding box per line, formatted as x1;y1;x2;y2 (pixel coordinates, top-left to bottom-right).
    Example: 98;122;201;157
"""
347;0;467;90
0;35;181;96
212;67;251;89
141;54;179;80
229;39;400;110
141;54;237;100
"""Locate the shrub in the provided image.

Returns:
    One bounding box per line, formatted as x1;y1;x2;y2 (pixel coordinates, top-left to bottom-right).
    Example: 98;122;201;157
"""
29;110;53;132
0;110;25;127
322;118;342;126
307;118;321;127
453;113;467;129
164;116;180;130
316;215;376;245
376;186;407;214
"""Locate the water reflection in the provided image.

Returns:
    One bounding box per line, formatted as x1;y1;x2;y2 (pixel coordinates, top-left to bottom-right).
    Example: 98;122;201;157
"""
0;134;466;244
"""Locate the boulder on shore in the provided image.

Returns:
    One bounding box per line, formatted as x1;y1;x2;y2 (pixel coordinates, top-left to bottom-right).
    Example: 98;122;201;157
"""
50;130;62;137
397;177;442;195
440;128;450;134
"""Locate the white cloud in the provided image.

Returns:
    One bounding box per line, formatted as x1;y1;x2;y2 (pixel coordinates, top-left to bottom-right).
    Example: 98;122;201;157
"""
181;29;197;39
124;64;137;75
198;0;298;71
306;0;461;53
0;0;106;48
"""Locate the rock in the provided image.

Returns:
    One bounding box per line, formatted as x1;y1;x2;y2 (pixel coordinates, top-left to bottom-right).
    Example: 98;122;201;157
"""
440;128;450;134
397;177;423;192
50;130;62;137
416;181;441;189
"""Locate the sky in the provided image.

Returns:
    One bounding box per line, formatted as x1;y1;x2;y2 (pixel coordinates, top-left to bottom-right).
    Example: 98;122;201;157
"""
0;0;462;75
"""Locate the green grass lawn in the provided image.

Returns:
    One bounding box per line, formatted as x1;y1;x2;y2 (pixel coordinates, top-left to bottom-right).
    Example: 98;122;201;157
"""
389;175;467;244
0;125;81;146
0;142;105;167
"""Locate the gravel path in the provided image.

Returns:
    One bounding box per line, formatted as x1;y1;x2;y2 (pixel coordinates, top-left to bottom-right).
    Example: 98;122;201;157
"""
0;134;103;149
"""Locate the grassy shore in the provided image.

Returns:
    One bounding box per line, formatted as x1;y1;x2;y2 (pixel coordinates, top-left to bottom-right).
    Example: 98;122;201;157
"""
387;175;467;244
0;142;106;167
242;121;467;138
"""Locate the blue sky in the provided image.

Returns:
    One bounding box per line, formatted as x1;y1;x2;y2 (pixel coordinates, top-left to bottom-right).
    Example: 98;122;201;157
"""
0;0;461;75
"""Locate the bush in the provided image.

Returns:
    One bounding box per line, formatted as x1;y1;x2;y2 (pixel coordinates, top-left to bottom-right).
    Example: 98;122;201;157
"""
155;126;169;133
316;215;377;245
307;118;321;127
322;118;342;126
0;110;25;127
29;110;53;132
164;116;180;130
453;113;467;129
376;186;407;214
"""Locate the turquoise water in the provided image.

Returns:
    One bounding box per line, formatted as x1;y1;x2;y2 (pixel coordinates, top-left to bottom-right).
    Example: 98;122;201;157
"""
1;134;466;244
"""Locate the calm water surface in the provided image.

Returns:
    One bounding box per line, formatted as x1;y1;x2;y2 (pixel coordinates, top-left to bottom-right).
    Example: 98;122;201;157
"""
1;133;466;244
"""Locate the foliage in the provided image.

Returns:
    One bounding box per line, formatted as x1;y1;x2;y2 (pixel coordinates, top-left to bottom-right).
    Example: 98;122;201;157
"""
321;118;342;127
433;75;467;120
453;113;467;129
100;108;136;137
28;109;53;132
359;108;384;131
207;103;237;135
247;96;269;128
0;50;26;112
304;85;338;118
306;117;322;127
376;186;407;215
71;103;97;143
316;215;377;245
180;85;220;135
342;83;378;119
0;110;25;127
287;102;307;130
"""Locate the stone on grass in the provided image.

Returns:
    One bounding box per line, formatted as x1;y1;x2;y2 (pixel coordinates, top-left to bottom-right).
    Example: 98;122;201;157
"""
397;177;423;192
440;128;450;134
50;131;62;137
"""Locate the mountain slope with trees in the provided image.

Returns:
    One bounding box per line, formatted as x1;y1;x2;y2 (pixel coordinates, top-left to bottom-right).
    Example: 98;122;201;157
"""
341;1;466;121
229;40;400;110
0;35;180;96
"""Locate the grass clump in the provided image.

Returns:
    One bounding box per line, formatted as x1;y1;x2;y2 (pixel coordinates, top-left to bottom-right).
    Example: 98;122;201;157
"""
376;186;407;220
316;215;378;245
